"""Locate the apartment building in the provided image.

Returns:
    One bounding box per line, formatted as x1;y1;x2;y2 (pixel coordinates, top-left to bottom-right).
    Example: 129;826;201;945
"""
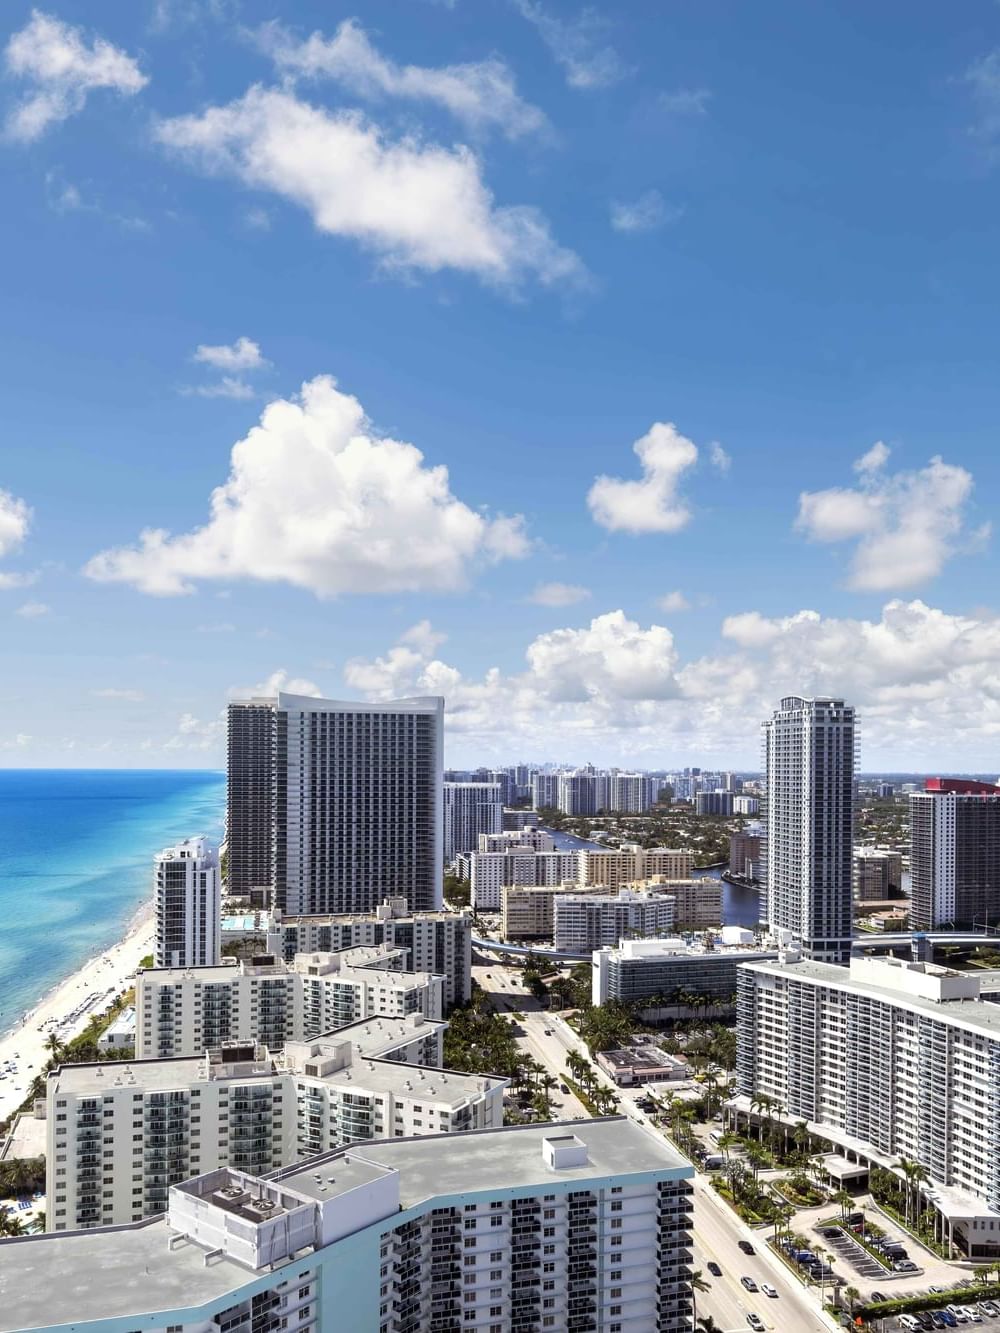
6;1119;694;1333
275;901;473;1006
227;693;444;916
226;698;276;907
501;885;592;940
136;949;445;1060
443;782;503;864
462;849;580;912
553;890;675;954
852;846;903;902
910;778;1000;929
593;936;779;1007
762;695;855;963
154;835;221;969
729;830;762;880
627;876;723;928
46;1040;505;1232
579;846;693;891
501;878;719;941
736;953;1000;1257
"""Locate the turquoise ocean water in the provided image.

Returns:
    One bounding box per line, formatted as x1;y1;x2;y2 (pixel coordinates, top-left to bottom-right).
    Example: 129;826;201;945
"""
0;769;226;1026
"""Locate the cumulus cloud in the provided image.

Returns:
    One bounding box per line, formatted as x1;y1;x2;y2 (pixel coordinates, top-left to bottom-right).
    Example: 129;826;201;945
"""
610;189;679;234
84;374;528;597
230;668;322;699
528;581;590;607
343;599;1000;767
513;0;627;90
796;446;983;591
92;687;145;702
657;590;690;612
194;337;268;372
0;490;30;554
4;10;147;142
588;421;701;534
260;18;547;140
155;87;582;291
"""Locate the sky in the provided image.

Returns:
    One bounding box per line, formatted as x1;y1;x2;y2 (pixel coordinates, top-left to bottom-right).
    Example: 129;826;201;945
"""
4;1;1000;771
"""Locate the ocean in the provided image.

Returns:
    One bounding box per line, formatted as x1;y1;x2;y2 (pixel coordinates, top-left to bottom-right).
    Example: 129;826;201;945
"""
0;769;226;1025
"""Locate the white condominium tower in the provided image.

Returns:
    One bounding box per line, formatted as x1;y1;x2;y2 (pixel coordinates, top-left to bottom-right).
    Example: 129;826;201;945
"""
442;781;502;864
8;1119;695;1333
153;836;221;969
736;953;1000;1258
228;692;444;915
762;695;855;964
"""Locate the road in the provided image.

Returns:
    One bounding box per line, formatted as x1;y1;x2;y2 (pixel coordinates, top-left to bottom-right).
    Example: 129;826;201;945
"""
473;956;838;1332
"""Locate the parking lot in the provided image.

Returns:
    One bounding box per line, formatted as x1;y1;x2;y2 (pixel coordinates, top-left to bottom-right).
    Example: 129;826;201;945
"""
890;1295;1000;1327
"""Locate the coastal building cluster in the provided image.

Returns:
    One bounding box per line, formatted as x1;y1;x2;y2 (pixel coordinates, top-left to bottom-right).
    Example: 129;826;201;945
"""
12;682;1000;1330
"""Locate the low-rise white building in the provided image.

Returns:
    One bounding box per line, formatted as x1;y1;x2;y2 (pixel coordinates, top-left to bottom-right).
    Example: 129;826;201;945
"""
593;936;780;1007
735;952;1000;1257
136;948;445;1060
47;1039;505;1232
11;1118;695;1333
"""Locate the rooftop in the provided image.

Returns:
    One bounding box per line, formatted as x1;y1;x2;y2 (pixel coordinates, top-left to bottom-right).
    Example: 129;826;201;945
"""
333;1013;448;1058
743;955;1000;1038
273;1115;690;1209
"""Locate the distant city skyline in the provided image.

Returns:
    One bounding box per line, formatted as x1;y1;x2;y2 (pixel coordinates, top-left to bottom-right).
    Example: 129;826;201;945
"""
5;4;1000;769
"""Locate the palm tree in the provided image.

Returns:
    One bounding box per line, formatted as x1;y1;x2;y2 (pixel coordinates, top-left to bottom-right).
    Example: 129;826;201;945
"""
696;1316;721;1333
833;1188;854;1224
842;1285;860;1314
690;1269;711;1326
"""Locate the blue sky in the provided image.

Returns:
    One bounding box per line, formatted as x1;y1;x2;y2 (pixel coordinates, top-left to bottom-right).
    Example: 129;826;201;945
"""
3;0;1000;770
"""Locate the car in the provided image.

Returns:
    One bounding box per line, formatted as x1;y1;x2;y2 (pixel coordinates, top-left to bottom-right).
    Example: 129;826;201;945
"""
960;1311;982;1325
871;1291;890;1304
738;1240;755;1255
898;1317;921;1332
916;1316;935;1331
978;1303;998;1317
747;1317;765;1332
930;1286;946;1294
930;1316;948;1330
707;1262;722;1277
820;1227;841;1239
741;1276;758;1292
760;1282;778;1298
560;1082;569;1094
938;1315;958;1329
946;1307;969;1323
543;1028;552;1036
894;1260;919;1272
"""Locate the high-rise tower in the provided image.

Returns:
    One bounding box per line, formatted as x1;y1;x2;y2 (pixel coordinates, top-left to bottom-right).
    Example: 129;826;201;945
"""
153;835;221;969
762;695;855;964
226;698;277;907
910;777;1000;930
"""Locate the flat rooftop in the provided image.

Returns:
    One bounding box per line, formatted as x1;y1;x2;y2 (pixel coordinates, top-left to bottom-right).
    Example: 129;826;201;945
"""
0;1222;256;1332
743;956;1000;1038
50;1054;209;1095
334;1014;448;1057
274;1116;690;1209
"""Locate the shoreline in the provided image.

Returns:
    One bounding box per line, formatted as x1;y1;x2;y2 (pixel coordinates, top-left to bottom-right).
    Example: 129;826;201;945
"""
0;902;155;1126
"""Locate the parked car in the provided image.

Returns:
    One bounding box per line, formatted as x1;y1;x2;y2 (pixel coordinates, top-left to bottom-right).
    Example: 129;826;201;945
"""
937;1313;958;1328
820;1227;841;1239
741;1276;757;1292
871;1291;890;1303
707;1262;722;1277
978;1303;998;1317
738;1240;755;1255
898;1317;921;1332
945;1306;970;1323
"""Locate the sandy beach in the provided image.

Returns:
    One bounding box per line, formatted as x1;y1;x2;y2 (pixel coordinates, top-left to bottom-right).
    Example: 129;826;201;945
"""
0;904;154;1125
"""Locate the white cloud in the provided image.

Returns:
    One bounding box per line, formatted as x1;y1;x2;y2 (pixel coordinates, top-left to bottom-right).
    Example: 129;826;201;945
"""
15;600;49;618
231;668;322;699
342;599;1000;768
657;590;690;612
84;374;529;597
92;687;145;702
658;87;711;116
0;488;32;588
588;421;700;534
854;440;890;473
260;18;547;140
181;376;256;400
513;0;627;90
528;581;590;607
399;619;447;654
1;732;32;750
194;336;268;372
709;442;731;475
4;10;147;142
796;448;982;591
965;50;1000;147
155;87;582;291
610;189;679;234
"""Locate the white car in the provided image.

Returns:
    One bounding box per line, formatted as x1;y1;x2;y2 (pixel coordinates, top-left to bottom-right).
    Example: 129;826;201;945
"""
961;1311;983;1324
760;1283;778;1298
